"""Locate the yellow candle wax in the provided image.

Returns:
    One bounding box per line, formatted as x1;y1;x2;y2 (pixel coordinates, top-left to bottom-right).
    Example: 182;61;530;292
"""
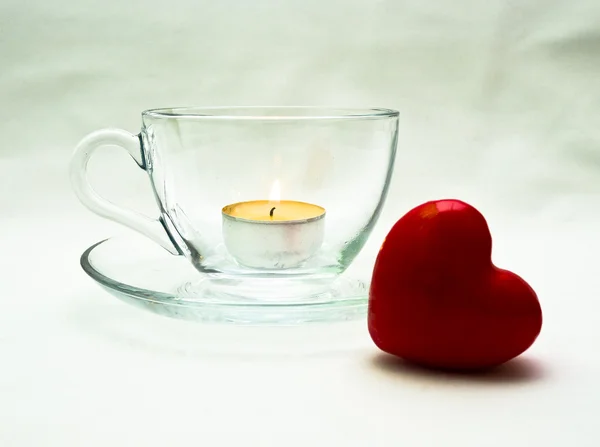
222;200;325;223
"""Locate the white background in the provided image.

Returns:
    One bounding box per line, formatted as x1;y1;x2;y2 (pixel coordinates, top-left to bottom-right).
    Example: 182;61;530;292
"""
1;0;600;445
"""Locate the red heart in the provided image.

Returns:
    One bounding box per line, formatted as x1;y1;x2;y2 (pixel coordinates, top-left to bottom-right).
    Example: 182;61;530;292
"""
368;199;542;370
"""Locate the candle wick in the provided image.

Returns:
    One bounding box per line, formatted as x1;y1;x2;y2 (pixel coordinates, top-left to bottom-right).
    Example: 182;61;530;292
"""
269;207;276;218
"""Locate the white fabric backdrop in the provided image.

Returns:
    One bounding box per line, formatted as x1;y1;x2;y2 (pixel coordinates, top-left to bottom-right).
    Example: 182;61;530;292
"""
1;0;599;445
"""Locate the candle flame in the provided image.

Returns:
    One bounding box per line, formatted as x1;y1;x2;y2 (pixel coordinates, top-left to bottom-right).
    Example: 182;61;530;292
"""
269;179;281;203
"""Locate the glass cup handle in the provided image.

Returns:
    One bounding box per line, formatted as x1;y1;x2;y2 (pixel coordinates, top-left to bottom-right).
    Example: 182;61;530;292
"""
69;128;180;255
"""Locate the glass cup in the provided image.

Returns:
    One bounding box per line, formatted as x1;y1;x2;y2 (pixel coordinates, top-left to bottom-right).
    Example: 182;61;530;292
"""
71;107;398;303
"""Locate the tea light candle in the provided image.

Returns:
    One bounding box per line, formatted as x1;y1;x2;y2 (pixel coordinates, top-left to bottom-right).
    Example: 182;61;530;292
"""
222;181;325;269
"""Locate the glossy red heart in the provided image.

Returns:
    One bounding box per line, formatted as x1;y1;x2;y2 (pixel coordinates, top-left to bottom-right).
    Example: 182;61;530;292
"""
368;199;542;370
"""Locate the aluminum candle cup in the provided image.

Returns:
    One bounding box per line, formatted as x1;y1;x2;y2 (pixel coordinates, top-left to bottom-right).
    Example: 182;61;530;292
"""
222;200;326;269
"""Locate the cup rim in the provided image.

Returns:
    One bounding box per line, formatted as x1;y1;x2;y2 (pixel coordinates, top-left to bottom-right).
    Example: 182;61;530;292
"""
142;106;399;120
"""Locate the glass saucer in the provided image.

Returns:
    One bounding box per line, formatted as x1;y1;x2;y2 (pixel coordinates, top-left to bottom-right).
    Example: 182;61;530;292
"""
80;234;369;325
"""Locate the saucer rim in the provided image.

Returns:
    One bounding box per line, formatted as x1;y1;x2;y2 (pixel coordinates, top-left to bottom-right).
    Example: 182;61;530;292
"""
80;237;369;310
